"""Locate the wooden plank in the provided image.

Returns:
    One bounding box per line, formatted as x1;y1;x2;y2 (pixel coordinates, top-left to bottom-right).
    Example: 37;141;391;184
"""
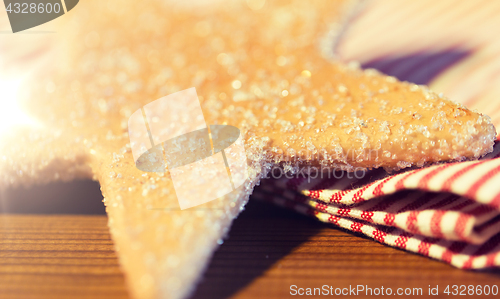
0;200;499;299
0;215;128;299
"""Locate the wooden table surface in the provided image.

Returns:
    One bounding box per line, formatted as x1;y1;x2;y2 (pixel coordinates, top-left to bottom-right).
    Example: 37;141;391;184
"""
1;181;499;298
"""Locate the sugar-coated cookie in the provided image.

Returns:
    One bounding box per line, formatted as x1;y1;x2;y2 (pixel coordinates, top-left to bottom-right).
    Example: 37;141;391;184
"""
0;1;496;299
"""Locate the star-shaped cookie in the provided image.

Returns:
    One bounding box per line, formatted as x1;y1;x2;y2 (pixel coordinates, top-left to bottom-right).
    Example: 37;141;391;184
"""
0;0;496;299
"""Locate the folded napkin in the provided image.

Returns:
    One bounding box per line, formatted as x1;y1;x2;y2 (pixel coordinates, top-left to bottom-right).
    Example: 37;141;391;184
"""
254;142;500;269
253;0;500;270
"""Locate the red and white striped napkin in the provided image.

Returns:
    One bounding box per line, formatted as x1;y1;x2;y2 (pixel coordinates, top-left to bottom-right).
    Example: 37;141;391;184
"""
254;0;500;269
254;143;500;269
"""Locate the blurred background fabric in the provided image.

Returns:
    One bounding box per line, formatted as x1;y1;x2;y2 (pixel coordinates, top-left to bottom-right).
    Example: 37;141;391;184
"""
335;0;500;126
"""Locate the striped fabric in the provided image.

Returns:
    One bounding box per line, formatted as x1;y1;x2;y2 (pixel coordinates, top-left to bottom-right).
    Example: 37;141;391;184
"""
256;0;500;269
255;143;500;269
